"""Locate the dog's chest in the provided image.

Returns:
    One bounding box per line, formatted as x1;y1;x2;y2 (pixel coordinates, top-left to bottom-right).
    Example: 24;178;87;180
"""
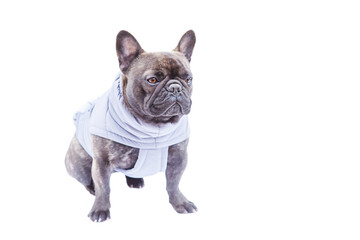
92;135;139;170
108;145;139;170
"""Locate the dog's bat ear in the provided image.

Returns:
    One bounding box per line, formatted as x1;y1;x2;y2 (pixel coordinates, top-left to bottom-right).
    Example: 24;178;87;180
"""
116;31;144;73
174;30;196;62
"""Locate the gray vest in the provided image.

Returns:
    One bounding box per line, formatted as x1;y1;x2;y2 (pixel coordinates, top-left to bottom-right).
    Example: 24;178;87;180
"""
73;73;190;178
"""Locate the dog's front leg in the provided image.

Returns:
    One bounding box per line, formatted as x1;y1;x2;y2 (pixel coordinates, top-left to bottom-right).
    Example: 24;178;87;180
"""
166;139;197;214
88;147;112;222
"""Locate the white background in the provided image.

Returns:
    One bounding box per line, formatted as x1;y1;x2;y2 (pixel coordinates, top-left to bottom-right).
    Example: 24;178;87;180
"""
0;0;359;239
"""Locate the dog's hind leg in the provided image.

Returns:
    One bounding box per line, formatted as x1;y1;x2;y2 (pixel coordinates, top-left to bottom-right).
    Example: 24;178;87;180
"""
65;135;95;195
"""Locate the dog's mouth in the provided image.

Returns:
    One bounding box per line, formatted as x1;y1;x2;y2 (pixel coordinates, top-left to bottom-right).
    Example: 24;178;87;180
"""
149;100;188;117
163;102;184;116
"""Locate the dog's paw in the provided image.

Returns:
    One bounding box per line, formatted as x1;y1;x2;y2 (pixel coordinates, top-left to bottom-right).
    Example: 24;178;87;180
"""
126;176;145;189
88;209;110;222
169;193;197;214
172;200;198;214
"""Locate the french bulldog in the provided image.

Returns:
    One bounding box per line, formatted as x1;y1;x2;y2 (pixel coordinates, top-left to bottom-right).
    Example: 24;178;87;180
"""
65;30;197;222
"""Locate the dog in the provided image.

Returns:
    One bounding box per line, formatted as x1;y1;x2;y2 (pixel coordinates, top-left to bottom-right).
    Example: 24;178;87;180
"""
65;30;197;222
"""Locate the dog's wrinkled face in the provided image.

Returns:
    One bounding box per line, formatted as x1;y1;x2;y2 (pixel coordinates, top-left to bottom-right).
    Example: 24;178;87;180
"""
125;52;193;123
116;30;196;124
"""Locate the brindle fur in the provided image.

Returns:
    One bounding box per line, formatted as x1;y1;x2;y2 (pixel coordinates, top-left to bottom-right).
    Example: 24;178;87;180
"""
65;30;197;222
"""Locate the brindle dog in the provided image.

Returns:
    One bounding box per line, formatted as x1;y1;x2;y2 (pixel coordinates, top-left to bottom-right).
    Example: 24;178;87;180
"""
65;30;197;222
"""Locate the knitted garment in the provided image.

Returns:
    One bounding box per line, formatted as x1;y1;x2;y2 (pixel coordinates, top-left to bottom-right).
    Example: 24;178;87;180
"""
73;73;190;178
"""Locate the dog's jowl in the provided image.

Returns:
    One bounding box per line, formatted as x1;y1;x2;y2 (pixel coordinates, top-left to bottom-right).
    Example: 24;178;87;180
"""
65;30;197;222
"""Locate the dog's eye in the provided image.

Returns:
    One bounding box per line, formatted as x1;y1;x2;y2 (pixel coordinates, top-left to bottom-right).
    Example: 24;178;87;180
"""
185;77;193;84
147;77;158;85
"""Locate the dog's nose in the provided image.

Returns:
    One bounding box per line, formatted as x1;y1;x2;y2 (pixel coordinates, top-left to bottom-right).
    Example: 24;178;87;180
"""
167;80;182;93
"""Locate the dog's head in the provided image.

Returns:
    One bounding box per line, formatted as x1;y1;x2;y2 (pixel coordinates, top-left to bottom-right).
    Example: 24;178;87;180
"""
116;30;196;124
